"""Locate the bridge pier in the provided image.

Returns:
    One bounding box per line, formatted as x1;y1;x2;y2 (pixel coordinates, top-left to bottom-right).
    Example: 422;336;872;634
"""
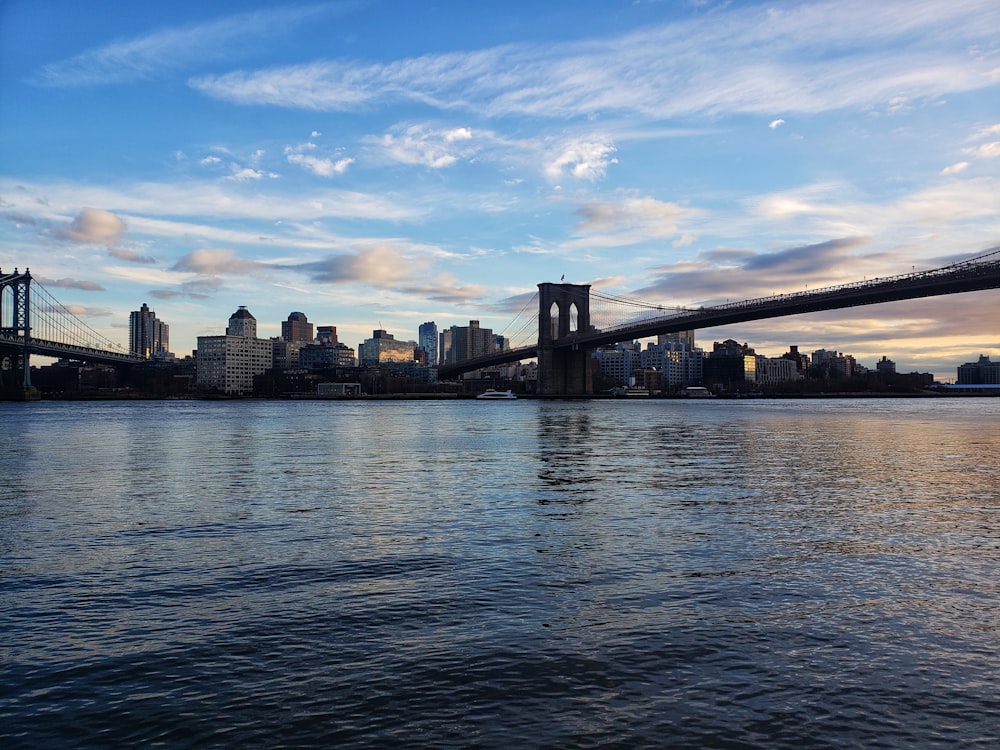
537;282;593;396
0;269;32;389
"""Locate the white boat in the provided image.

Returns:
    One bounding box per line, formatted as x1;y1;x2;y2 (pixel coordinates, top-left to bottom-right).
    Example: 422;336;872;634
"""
476;389;517;400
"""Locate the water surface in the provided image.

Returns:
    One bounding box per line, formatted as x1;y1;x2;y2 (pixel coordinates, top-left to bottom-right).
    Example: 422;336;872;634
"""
2;399;998;747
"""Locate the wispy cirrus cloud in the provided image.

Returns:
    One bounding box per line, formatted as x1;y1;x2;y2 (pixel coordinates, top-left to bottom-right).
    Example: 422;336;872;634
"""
189;0;999;120
32;2;349;87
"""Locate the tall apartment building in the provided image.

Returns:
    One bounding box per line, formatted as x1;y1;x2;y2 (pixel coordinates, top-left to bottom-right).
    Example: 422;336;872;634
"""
196;306;273;395
418;321;438;368
129;302;169;359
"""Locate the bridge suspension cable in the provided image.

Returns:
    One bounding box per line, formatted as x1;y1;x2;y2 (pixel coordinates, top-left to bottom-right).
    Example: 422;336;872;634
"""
495;291;539;350
28;279;130;354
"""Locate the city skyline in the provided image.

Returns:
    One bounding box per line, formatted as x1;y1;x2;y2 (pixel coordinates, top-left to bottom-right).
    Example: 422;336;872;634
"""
2;0;998;381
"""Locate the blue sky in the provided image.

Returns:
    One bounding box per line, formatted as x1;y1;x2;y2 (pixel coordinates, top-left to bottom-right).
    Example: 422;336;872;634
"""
1;0;997;379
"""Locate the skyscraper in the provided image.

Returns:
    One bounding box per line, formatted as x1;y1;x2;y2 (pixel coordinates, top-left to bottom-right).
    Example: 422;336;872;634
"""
129;302;169;359
446;320;495;364
418;321;438;368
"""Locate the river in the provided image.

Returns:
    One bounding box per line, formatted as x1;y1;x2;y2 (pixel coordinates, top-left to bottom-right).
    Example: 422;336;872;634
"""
1;398;998;747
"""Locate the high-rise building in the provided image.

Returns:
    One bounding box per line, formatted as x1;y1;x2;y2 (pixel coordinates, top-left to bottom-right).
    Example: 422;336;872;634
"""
418;321;438;368
282;312;313;343
196;306;273;395
445;320;495;364
438;329;452;366
129;302;169;359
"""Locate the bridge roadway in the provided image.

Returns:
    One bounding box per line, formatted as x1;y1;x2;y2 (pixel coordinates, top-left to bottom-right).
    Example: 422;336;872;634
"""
438;254;1000;379
0;333;143;366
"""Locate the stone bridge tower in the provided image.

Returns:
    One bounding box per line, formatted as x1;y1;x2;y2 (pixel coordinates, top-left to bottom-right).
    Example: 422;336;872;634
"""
537;282;593;396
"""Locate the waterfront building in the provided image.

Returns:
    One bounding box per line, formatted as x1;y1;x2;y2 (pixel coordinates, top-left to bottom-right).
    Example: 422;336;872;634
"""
282;312;313;343
957;354;1000;385
757;356;801;384
641;338;704;386
361;329;417;366
418;322;438;370
196;306;273;395
129;303;169;359
300;342;357;369
594;342;641;386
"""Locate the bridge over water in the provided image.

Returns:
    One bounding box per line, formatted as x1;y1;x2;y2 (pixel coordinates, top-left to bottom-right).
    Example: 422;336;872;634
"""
439;248;1000;395
3;248;999;397
1;268;142;392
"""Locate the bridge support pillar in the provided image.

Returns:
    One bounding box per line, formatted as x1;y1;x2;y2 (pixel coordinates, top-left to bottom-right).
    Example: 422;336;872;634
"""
0;269;32;389
537;282;593;396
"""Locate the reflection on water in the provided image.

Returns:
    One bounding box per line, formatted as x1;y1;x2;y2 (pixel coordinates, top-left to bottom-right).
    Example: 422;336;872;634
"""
1;398;998;748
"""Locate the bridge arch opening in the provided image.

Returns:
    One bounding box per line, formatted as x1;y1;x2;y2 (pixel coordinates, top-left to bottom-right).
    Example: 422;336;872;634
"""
549;302;559;339
569;302;579;333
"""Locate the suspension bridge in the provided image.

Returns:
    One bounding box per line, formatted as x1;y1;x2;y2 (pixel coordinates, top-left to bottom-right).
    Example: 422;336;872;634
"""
0;268;143;391
440;247;1000;394
3;247;999;397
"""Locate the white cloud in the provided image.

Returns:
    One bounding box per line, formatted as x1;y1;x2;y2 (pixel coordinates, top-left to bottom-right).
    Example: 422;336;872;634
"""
964;141;1000;159
769;118;785;129
172;247;273;275
374;124;479;168
969;123;1000;141
544;137;618;181
941;161;970;175
227;165;279;182
286;153;354;176
58;208;126;244
284;142;354;176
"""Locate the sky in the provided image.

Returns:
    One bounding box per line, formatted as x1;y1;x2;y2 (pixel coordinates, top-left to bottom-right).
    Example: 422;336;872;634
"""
1;0;997;381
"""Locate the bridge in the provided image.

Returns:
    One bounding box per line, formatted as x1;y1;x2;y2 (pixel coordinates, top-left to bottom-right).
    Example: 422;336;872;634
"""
440;248;1000;395
1;268;142;392
4;248;999;398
